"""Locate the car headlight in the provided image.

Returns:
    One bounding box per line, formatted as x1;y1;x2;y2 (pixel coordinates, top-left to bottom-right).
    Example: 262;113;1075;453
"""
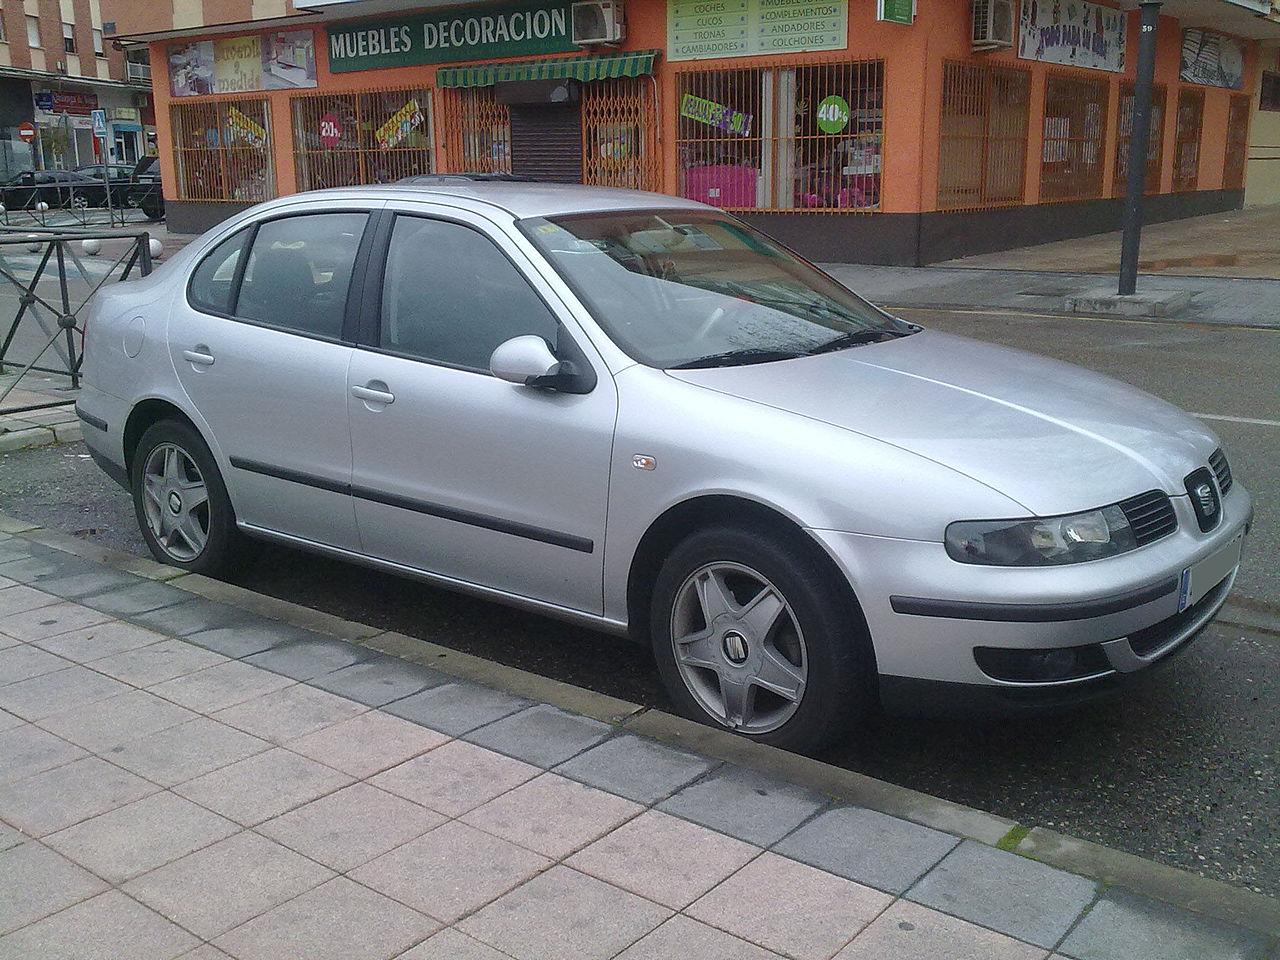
945;506;1138;566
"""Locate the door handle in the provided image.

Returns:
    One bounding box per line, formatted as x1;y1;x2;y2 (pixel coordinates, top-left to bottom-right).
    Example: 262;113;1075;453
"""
351;383;395;405
182;348;215;366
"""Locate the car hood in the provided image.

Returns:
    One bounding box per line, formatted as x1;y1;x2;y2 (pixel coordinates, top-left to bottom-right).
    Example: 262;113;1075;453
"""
666;329;1216;516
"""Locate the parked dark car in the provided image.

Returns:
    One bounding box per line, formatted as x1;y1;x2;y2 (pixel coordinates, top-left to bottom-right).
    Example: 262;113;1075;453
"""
74;162;138;182
2;169;109;210
128;156;164;221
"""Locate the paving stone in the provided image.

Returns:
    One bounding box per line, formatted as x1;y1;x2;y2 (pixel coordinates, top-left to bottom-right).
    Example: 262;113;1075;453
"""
288;709;449;778
384;681;532;736
0;643;72;685
124;831;335;940
184;621;309;658
657;765;826;848
212;683;367;744
309;655;450;707
372;739;540;817
0;631;18;650
78;580;192;616
0;584;59;617
0;600;112;642
555;733;716;805
686;852;892;960
243;635;372;681
214;876;440;960
107;716;271;787
0;890;199;960
148;659;296;713
908;839;1098;948
567;809;760;910
37;688;197;753
466;703;612;768
617;915;784;960
0;541;38;565
33;619;169;663
45;792;239;883
0;841;108;935
174;746;352;826
1058;888;1274;960
0;821;23;852
0;663;132;721
259;781;445;872
774;806;960;895
177;948;234;960
397;927;511;960
29;569;143;601
0;721;87;785
462;771;642;859
351;821;550;923
0;708;21;732
0;756;158;836
91;638;229;686
459;865;670;960
835;899;1048;960
127;597;261;637
0;553;97;586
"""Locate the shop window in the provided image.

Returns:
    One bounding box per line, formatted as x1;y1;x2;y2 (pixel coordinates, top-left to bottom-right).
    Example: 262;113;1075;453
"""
1262;72;1280;112
1039;71;1109;203
937;61;1030;211
437;87;512;175
1223;94;1250;191
292;89;434;192
1112;82;1165;197
1172;88;1204;192
62;22;74;54
582;78;660;192
170;99;276;203
675;59;884;213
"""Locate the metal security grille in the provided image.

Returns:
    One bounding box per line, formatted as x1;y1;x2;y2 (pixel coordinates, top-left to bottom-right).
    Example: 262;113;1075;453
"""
1112;82;1165;197
171;99;275;202
1040;71;1109;203
292;88;434;190
675;59;884;213
437;87;512;174
1173;87;1204;192
937;61;1030;211
582;77;660;191
1223;94;1250;191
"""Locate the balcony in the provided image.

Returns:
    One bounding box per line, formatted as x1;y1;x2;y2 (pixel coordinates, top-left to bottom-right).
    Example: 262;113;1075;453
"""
127;60;151;82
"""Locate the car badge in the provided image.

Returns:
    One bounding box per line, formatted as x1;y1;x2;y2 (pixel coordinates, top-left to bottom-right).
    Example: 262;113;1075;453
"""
1194;482;1217;516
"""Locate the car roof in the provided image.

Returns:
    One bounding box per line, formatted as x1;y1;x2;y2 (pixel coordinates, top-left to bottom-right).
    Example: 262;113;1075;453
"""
270;181;712;220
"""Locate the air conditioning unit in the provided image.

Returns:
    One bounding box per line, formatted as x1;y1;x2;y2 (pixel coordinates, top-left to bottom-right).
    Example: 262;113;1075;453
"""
571;0;625;45
972;0;1014;50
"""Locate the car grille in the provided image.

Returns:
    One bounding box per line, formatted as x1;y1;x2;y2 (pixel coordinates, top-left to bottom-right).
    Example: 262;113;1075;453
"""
1208;448;1233;495
1127;572;1232;657
1117;490;1178;546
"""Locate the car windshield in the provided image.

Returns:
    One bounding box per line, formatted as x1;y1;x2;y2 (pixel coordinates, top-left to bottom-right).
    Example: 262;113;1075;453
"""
520;209;912;368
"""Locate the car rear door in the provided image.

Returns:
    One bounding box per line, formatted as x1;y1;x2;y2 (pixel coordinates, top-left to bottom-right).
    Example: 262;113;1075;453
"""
169;201;381;551
345;203;617;615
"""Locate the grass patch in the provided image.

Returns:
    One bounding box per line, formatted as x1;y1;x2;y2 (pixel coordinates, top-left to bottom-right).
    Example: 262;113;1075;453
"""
996;824;1031;852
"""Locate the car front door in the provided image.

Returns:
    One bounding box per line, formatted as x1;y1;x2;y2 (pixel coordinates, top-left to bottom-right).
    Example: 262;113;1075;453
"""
346;206;617;615
169;203;379;551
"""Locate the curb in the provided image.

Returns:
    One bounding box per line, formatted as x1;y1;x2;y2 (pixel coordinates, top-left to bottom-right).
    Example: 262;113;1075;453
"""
3;510;1279;940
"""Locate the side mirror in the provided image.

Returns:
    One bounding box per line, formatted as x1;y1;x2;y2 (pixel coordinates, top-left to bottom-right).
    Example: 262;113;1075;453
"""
490;335;584;391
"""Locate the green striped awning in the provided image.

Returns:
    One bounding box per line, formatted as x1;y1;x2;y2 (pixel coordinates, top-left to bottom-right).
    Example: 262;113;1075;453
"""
437;49;659;88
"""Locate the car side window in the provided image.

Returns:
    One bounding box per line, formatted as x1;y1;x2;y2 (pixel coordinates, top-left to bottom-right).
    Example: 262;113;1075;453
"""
236;213;368;340
379;215;559;371
188;228;249;316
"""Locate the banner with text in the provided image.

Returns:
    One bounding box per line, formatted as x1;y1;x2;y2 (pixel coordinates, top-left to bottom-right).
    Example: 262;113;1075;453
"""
169;30;317;96
667;0;847;61
1017;0;1126;73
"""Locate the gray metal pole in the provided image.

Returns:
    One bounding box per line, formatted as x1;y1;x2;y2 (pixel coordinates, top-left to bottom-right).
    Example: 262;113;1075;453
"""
1118;0;1162;296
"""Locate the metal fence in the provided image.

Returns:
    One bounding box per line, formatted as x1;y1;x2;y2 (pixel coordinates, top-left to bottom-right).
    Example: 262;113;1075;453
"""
292;87;435;191
582;77;661;192
1223;94;1250;191
436;87;513;175
0;180;162;228
1113;81;1165;197
937;61;1031;211
1039;70;1109;203
171;98;275;202
1172;88;1204;193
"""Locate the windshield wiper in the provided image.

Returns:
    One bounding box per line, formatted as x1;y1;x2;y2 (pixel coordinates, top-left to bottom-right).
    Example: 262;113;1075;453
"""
669;348;806;370
806;329;899;355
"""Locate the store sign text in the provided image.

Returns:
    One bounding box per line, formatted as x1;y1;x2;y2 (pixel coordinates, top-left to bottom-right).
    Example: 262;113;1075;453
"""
680;93;752;135
667;0;847;61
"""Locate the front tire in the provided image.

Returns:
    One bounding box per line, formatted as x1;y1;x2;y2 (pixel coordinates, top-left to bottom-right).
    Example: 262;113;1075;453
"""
131;419;253;576
649;523;875;754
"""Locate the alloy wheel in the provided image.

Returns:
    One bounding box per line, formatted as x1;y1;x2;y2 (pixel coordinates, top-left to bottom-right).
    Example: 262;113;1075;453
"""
141;442;210;561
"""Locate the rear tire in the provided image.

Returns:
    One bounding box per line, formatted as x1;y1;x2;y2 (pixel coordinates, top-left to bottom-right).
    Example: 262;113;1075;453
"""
130;419;256;576
649;523;875;754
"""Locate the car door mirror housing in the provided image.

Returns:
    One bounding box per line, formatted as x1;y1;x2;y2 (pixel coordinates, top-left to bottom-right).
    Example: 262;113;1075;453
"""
490;335;589;393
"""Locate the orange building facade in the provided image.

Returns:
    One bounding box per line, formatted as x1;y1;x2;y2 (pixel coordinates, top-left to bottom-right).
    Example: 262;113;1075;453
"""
128;0;1268;263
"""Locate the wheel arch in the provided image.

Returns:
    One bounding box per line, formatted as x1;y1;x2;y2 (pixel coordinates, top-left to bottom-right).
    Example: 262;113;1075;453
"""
122;397;204;478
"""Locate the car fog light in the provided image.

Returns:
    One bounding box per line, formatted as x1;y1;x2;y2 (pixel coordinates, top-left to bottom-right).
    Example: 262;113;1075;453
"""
974;644;1111;683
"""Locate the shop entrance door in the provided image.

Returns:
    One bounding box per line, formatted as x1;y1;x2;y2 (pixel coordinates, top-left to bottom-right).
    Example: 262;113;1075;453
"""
496;80;583;184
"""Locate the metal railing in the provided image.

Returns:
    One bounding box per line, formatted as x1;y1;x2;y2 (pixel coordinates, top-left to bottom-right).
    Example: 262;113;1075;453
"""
0;228;154;407
0;180;164;228
1039;70;1109;203
937;60;1031;212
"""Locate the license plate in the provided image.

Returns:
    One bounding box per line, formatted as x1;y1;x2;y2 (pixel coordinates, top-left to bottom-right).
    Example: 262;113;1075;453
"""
1177;533;1243;612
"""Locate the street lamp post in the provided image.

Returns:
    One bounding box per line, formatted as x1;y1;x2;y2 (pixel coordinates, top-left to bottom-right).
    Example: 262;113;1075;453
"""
1118;0;1162;296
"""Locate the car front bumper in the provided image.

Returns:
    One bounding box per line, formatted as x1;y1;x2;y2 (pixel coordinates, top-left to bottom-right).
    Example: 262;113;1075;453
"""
809;482;1252;712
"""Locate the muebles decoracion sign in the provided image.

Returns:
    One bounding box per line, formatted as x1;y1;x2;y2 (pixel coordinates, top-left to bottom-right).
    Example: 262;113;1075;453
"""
1017;0;1126;73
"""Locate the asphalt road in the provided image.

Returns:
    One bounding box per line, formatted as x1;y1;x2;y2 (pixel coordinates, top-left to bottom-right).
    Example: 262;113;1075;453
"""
0;308;1276;897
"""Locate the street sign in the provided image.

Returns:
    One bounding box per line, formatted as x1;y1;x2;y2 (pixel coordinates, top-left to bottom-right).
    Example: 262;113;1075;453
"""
17;121;36;143
91;108;108;138
877;0;915;24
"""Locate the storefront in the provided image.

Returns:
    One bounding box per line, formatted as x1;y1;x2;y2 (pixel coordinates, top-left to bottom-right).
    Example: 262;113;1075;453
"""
138;0;1266;263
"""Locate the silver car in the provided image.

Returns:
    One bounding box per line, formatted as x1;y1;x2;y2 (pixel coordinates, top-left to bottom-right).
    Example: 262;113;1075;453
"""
78;182;1252;752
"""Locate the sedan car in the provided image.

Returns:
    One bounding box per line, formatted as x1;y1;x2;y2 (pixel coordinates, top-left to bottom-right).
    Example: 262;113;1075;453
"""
76;182;1251;752
3;169;108;210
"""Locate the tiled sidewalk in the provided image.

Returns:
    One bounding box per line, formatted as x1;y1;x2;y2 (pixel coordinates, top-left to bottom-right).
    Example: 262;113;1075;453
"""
0;532;1275;960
